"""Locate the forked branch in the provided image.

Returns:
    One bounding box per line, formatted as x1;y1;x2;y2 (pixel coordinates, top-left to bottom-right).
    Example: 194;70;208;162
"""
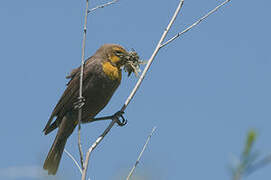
161;0;231;48
88;0;118;13
77;0;90;169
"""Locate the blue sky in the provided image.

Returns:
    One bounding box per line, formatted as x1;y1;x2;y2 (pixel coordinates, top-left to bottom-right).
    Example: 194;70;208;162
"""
0;0;270;180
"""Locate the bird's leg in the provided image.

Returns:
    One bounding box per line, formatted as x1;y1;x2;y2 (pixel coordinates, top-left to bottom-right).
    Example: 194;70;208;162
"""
73;97;86;110
112;111;127;126
84;110;127;126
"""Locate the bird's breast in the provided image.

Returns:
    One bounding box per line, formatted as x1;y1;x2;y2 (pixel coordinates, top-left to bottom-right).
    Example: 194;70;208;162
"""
80;63;121;122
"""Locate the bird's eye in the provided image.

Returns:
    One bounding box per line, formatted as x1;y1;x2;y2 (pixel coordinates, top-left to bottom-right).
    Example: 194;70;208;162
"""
115;50;124;56
116;50;123;54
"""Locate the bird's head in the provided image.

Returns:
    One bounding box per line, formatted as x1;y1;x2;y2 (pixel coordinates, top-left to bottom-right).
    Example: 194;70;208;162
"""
106;44;129;68
98;44;144;76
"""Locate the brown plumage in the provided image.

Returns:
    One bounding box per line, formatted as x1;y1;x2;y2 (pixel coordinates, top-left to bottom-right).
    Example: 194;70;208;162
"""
43;44;130;175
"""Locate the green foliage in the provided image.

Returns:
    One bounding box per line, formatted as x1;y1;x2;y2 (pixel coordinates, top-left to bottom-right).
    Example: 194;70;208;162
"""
232;130;258;180
243;130;257;157
231;129;271;180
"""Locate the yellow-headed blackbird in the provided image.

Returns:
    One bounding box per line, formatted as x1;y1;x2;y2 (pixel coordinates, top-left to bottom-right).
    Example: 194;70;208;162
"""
43;44;138;175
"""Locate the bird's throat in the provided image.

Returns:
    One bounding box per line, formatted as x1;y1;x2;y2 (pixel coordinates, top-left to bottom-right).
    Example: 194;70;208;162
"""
102;61;122;81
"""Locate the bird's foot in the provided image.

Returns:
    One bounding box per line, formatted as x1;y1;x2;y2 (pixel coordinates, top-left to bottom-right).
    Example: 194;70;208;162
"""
73;97;85;110
84;110;127;126
112;111;127;126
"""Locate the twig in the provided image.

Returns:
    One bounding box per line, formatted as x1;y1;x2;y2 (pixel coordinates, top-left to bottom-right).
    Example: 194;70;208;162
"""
126;127;157;180
160;0;231;48
64;149;83;174
81;119;117;180
88;0;118;13
78;121;84;169
78;0;90;169
120;0;185;113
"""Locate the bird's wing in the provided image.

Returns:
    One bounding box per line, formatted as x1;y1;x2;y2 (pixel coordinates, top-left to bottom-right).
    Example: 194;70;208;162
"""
43;57;96;133
65;65;81;85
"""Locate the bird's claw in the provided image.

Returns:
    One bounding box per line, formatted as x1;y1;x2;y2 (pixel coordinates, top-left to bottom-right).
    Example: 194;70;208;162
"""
112;111;127;126
73;97;85;110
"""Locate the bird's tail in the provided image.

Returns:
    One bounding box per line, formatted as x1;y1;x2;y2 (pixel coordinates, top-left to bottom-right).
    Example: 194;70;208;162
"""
43;131;67;175
43;113;76;175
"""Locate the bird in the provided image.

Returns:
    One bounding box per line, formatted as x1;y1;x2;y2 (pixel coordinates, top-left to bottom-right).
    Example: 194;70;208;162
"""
43;44;138;175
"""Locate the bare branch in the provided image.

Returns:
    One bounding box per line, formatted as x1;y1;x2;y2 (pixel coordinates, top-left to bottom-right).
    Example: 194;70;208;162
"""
126;127;157;180
120;0;185;113
78;0;90;169
81;119;117;180
64;149;83;174
88;0;118;13
78;124;84;168
160;0;231;48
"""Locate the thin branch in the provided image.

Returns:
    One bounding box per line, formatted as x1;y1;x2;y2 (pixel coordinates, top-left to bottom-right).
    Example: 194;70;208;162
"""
64;149;83;174
81;119;117;180
78;0;90;169
78;115;84;169
120;0;185;113
126;127;157;180
77;0;120;179
88;0;118;13
160;0;231;48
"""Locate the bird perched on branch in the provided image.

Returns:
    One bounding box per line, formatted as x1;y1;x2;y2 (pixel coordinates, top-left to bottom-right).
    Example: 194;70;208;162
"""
43;44;142;175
